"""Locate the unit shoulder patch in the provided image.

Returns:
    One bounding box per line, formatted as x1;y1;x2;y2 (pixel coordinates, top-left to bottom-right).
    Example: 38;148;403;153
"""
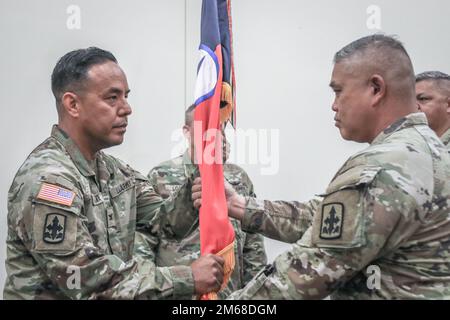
33;205;78;252
320;202;344;240
43;213;66;243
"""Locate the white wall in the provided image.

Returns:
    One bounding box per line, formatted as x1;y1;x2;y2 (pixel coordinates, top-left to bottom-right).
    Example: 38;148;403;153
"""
1;0;449;298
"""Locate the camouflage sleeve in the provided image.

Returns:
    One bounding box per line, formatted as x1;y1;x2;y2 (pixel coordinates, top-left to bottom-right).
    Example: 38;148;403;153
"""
229;167;422;299
242;232;267;284
100;230;194;299
241;197;321;243
8;177;194;300
232;169;268;284
133;169;167;228
132;170;196;298
141;167;193;221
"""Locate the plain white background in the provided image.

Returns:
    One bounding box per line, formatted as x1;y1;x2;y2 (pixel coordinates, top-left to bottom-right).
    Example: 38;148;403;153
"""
1;0;449;298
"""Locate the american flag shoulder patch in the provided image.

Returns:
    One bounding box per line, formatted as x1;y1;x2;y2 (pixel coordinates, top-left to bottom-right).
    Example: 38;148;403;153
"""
37;183;75;207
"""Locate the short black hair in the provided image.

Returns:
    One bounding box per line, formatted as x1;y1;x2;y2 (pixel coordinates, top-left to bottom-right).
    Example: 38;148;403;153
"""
51;47;117;108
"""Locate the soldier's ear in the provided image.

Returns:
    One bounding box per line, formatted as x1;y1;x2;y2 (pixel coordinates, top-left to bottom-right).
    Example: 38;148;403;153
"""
369;74;386;107
446;97;450;114
61;92;81;118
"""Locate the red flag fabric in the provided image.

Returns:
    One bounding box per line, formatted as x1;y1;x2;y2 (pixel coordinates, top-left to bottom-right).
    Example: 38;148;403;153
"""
193;0;236;300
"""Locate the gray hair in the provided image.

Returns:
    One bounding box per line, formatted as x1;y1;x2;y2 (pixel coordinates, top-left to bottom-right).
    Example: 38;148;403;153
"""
416;71;450;83
333;34;416;96
334;34;410;64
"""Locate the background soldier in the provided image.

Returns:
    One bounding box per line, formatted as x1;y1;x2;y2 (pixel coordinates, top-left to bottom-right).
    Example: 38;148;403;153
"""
416;71;450;149
147;104;267;299
4;47;224;299
193;35;450;299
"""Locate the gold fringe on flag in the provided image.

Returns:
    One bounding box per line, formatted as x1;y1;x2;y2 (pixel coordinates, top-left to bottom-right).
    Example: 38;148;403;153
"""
203;240;235;300
220;82;233;125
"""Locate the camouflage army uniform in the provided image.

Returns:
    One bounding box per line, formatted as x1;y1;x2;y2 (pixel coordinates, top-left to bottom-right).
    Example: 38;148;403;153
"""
440;128;450;151
4;125;195;299
229;113;450;300
147;152;267;299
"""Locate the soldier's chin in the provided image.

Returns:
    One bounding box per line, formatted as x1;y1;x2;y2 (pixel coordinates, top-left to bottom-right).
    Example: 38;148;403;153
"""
338;128;352;141
339;129;367;143
107;134;125;147
338;127;350;140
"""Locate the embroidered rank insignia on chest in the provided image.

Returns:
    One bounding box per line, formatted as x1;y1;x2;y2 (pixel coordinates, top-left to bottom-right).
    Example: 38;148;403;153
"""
37;183;75;206
43;213;66;244
320;202;344;239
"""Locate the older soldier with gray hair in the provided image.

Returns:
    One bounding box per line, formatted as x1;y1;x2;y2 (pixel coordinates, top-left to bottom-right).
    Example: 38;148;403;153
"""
416;71;450;148
192;34;450;299
4;47;225;299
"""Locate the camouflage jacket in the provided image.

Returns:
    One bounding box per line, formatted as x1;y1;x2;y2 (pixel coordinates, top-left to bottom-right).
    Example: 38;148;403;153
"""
147;152;267;299
440;128;450;150
230;113;450;300
4;125;195;300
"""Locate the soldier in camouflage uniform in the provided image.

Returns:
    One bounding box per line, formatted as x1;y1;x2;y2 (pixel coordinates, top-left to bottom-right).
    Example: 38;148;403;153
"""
147;105;267;299
416;71;450;149
193;35;450;299
4;47;225;299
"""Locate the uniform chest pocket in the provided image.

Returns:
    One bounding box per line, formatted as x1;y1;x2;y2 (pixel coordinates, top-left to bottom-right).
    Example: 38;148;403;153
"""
109;178;137;228
311;165;382;249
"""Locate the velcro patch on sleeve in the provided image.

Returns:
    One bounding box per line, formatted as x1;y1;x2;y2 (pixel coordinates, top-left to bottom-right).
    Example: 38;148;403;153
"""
37;183;75;207
33;206;78;252
312;189;366;249
319;202;344;240
43;213;66;244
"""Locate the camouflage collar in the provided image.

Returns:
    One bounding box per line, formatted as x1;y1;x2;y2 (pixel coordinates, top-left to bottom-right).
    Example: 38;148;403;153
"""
182;150;199;179
51;125;97;177
440;128;450;146
371;112;428;145
97;152;116;178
